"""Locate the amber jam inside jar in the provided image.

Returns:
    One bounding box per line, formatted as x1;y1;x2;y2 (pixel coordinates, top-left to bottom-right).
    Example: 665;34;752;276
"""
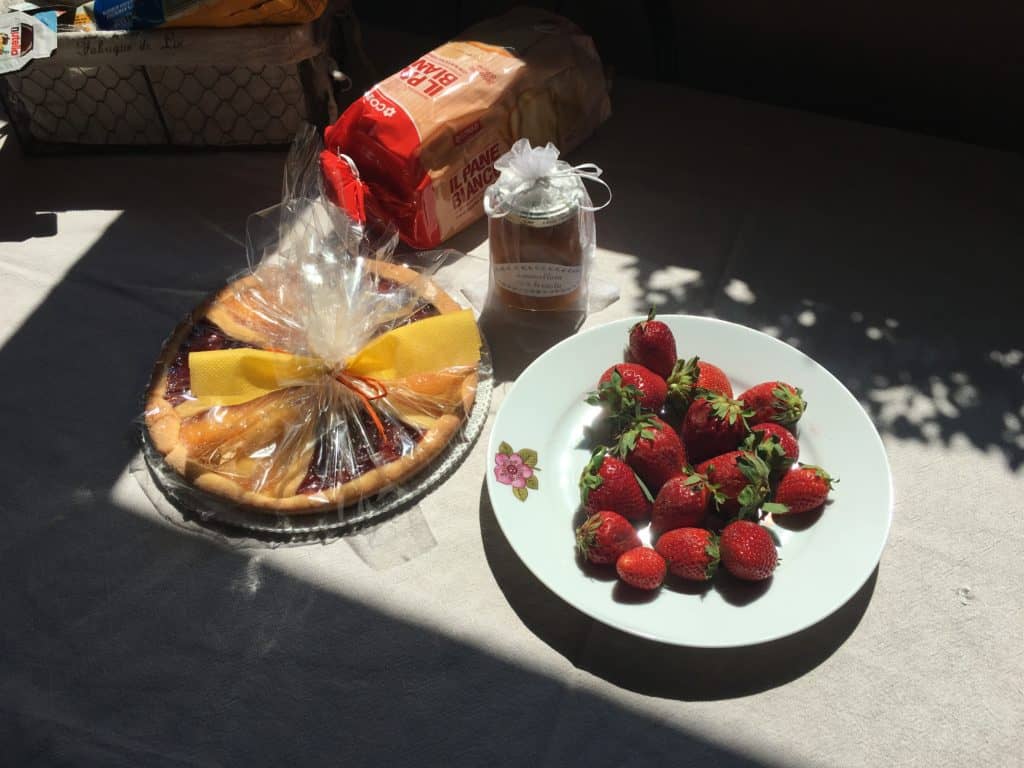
487;183;586;312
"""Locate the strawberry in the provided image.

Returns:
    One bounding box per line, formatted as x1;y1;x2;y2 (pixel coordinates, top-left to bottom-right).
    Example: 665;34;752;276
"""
575;510;642;565
655;527;720;581
579;448;652;522
615;547;667;590
680;392;752;463
772;464;837;514
742;423;799;475
650;471;721;536
615;414;687;494
696;450;781;519
628;307;677;378
695;361;733;398
751;423;799;462
588;364;667;426
737;381;806;428
666;356;733;408
719;520;778;581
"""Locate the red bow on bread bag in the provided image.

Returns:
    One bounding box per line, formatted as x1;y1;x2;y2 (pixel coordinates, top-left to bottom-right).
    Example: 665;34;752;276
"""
320;150;366;224
321;8;610;249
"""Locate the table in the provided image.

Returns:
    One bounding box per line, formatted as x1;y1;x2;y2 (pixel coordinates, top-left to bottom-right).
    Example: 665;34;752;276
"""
2;79;1021;767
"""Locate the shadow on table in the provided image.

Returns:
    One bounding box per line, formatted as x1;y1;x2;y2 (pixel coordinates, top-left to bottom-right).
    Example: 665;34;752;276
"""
0;133;782;768
0;283;775;766
477;300;585;383
4;503;792;768
479;482;875;701
2;84;1018;762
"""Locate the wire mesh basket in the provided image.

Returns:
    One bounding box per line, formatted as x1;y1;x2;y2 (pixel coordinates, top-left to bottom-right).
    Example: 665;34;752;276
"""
0;9;361;151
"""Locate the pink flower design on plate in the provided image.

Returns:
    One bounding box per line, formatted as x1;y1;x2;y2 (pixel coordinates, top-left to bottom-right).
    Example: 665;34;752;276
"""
494;453;533;488
493;443;540;501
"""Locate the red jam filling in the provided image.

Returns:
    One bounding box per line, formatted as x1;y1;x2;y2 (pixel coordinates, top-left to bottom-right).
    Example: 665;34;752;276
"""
374;277;400;293
296;406;425;495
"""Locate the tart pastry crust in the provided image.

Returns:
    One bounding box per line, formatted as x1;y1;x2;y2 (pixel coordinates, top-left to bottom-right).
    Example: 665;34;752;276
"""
144;261;477;514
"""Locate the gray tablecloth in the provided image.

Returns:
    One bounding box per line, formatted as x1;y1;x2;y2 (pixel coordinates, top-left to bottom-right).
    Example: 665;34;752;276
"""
2;80;1021;767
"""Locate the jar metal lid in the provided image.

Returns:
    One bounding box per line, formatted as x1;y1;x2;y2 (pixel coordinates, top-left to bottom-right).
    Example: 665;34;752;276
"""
505;200;577;227
501;178;580;228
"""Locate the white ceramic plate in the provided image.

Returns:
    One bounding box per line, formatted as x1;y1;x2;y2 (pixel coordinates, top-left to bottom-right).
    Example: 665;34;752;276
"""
487;315;892;648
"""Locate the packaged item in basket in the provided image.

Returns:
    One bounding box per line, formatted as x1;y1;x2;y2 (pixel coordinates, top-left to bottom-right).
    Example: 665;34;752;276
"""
72;0;326;30
166;0;328;28
142;126;486;521
91;0;217;29
323;7;610;249
0;10;57;74
484;139;610;313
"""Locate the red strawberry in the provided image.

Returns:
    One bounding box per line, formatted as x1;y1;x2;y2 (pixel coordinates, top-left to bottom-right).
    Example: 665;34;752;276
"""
696;361;733;399
575;511;642;565
667;356;733;408
651;471;720;536
628;307;677;379
615;547;667;590
680;392;752;463
615;414;687;494
696;450;776;518
655;528;720;581
579;448;652;522
589;364;667;424
737;381;806;427
719;520;778;581
772;464;837;514
751;423;799;462
742;422;799;475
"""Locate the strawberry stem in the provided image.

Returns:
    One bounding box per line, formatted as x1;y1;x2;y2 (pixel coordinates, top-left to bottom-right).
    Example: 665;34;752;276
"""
588;368;643;432
575;513;601;556
666;356;700;409
579;447;608;503
770;383;807;426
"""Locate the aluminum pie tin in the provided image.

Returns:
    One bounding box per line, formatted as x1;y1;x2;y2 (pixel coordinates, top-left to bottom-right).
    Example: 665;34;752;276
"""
140;337;493;542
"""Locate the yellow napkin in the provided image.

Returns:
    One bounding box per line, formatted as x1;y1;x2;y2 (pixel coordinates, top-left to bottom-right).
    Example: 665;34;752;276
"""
344;309;482;381
188;349;326;408
185;309;480;410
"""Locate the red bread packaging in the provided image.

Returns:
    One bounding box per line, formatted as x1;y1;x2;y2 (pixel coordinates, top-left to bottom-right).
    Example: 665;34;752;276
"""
323;8;610;249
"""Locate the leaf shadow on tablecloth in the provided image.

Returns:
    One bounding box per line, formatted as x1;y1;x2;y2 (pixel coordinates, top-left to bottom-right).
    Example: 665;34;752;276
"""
479;480;877;701
583;84;1024;471
432;86;1024;475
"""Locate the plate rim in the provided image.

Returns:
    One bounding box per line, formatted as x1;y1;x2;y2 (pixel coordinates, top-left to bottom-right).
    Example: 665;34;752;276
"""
487;313;894;648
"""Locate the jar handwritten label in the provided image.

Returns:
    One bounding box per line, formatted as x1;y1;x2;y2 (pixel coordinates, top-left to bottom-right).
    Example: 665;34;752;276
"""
493;263;582;298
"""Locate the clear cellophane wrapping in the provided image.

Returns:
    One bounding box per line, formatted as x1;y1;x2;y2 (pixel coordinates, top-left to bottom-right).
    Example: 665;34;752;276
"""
139;125;491;538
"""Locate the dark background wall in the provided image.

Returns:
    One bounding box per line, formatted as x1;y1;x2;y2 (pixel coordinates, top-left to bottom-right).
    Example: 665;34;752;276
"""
353;1;1024;152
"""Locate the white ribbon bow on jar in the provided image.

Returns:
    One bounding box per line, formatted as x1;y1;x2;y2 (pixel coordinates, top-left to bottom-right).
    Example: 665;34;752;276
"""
483;139;612;217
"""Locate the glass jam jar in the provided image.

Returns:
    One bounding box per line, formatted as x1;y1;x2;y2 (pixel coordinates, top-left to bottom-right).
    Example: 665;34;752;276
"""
487;175;588;312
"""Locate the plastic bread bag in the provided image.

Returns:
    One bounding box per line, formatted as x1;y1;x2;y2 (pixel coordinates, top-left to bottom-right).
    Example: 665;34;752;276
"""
141;125;490;534
323;7;610;249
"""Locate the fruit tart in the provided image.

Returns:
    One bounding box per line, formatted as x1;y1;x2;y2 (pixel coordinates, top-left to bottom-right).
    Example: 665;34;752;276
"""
144;259;479;514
